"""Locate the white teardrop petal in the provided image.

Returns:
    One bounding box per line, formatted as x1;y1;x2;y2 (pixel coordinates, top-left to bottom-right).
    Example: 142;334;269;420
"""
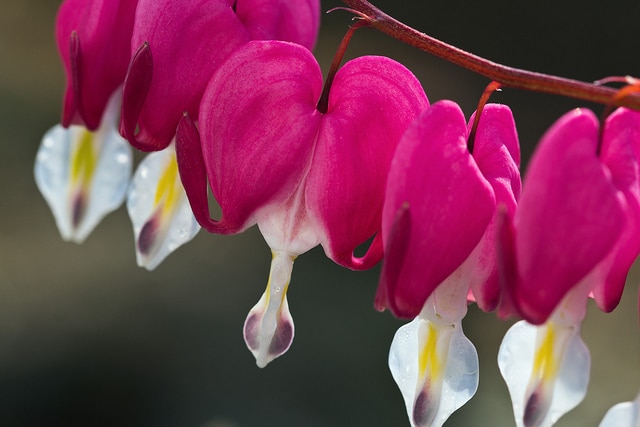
243;251;296;368
126;145;200;270
599;393;640;427
389;317;478;427
498;320;590;427
35;122;132;243
35;124;76;240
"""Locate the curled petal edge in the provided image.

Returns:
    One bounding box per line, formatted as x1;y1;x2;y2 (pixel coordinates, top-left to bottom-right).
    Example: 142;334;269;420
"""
174;113;240;235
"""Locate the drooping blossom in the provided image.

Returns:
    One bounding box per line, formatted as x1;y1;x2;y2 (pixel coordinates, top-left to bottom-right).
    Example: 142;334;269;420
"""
35;0;137;243
56;0;138;130
121;0;320;264
176;40;428;367
377;100;521;427
497;107;640;427
121;0;320;152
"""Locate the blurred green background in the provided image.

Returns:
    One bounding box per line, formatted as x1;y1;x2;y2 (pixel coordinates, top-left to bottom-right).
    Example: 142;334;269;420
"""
1;1;639;426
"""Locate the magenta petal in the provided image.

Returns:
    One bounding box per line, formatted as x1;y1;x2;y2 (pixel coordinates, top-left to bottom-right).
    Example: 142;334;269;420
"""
236;0;320;51
306;56;429;270
120;43;153;152
122;0;321;151
122;0;250;150
56;0;138;129
197;41;322;232
513;109;625;324
375;203;411;313
467;104;521;312
592;107;640;312
175;114;237;234
496;206;519;319
378;101;496;318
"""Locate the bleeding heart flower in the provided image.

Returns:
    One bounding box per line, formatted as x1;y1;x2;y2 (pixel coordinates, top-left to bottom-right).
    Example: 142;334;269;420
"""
376;101;521;319
35;0;138;242
176;40;428;366
121;0;320;152
56;0;138;130
377;100;520;427
497;107;640;427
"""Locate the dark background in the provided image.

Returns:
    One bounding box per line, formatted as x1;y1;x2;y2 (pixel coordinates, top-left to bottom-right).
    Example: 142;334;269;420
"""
1;1;639;426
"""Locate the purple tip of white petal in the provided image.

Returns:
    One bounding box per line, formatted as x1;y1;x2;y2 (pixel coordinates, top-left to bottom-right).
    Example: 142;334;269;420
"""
523;384;553;427
413;387;437;427
71;190;86;231
244;306;294;358
243;251;296;368
136;213;161;257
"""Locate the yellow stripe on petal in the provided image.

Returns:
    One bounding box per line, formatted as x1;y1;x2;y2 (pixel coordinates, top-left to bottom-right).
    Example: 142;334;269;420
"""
532;323;558;382
154;153;177;205
152;152;184;222
419;323;442;380
265;250;293;307
71;129;98;185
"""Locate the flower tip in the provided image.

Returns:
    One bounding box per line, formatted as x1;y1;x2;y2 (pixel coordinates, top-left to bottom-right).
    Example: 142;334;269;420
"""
243;252;297;367
136;215;160;257
523;386;551;427
413;388;437;427
244;308;294;368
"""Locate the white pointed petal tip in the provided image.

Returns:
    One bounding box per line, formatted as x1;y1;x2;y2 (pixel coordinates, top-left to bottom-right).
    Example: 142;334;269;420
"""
498;320;590;427
389;317;479;427
599;393;640;427
35;122;132;243
127;146;200;271
243;251;296;368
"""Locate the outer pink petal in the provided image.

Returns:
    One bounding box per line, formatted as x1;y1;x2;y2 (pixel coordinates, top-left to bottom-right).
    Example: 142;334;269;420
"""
236;0;320;51
191;40;322;232
306;56;429;270
122;0;249;151
56;0;137;129
375;101;496;318
592;108;640;312
513;109;625;324
467;104;521;312
496;206;519;319
122;0;321;151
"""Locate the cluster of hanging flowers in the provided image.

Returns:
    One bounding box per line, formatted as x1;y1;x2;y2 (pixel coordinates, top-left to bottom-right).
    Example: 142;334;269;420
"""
36;0;640;426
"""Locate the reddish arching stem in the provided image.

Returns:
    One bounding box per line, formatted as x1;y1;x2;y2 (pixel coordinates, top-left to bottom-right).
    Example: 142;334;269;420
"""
468;81;502;154
340;0;640;111
317;17;369;113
